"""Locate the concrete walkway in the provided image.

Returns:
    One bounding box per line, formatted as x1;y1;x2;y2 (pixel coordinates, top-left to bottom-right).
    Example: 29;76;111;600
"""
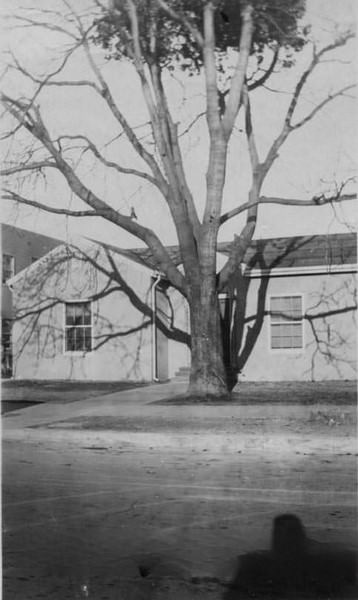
2;380;186;432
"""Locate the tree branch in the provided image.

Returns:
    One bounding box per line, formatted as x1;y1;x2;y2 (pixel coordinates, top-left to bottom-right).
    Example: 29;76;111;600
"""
72;17;170;197
155;0;204;47
220;193;357;225
147;63;201;240
203;2;222;136
247;45;279;91
179;111;205;137
74;244;191;346
222;3;254;138
8;47;168;193
7;14;79;40
125;2;200;275
284;32;354;130
242;85;259;169
1;161;58;176
2;189;98;217
257;32;355;183
291;84;357;130
7;32;91;117
1;94;186;294
57;134;158;186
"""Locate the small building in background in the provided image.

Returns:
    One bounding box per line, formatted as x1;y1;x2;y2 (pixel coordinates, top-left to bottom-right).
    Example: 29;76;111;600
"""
6;232;357;383
1;224;62;378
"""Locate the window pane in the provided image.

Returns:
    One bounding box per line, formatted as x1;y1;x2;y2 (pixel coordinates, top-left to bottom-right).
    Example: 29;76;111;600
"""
83;303;91;325
291;296;302;311
289;296;302;319
84;327;92;351
65;327;75;351
271;321;303;349
271;296;288;322
270;296;302;322
3;254;13;269
66;304;76;326
76;328;84;351
2;319;12;351
2;254;14;283
74;304;84;326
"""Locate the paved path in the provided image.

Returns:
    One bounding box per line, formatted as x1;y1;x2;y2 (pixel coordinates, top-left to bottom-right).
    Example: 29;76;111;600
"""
2;381;184;424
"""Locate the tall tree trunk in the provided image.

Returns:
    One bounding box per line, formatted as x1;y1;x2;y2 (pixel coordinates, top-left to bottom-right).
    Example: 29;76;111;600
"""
187;285;229;398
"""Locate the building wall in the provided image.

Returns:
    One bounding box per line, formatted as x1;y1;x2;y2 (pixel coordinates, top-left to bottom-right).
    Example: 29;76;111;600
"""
11;243;190;381
10;240;357;382
1;224;61;318
11;245;152;380
238;271;356;381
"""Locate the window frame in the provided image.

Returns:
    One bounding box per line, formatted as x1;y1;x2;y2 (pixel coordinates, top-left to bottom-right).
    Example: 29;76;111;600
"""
2;318;12;349
2;254;15;284
268;293;304;352
63;299;93;355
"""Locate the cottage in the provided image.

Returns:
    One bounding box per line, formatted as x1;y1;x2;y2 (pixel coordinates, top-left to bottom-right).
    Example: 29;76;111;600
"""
7;232;357;382
8;238;189;381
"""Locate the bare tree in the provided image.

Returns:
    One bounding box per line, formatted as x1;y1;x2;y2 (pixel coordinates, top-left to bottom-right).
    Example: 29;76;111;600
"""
1;0;356;397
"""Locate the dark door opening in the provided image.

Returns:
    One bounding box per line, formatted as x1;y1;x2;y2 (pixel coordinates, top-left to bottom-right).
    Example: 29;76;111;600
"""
154;283;170;382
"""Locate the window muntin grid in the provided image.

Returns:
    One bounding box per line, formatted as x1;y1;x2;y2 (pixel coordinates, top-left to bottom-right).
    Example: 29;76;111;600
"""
64;301;92;352
270;295;303;349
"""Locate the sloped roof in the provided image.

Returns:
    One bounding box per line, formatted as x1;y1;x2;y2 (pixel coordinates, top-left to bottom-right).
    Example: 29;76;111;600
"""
8;231;356;287
220;233;357;270
1;222;63;245
96;233;357;271
96;241;184;270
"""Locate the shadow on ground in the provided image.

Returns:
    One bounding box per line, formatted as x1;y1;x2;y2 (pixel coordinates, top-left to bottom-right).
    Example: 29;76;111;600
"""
223;514;357;599
1;400;42;414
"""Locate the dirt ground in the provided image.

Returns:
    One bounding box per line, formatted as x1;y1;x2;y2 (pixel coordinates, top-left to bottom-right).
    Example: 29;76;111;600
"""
2;380;356;406
3;398;357;600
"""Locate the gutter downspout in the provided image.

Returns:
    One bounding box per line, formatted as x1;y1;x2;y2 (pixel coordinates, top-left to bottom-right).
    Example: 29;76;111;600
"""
151;271;161;382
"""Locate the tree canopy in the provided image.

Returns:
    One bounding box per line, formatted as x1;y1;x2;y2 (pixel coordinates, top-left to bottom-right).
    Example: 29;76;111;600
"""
95;0;307;76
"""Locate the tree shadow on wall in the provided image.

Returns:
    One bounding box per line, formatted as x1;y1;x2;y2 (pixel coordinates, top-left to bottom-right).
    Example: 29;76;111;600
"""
220;235;357;389
9;235;356;382
223;514;357;599
10;242;190;379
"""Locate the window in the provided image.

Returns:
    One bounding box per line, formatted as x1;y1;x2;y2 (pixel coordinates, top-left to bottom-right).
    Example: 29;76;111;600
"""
1;319;12;377
64;301;92;352
2;254;15;283
270;295;303;349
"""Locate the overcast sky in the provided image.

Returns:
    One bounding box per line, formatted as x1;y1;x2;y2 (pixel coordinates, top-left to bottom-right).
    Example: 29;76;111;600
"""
0;0;356;247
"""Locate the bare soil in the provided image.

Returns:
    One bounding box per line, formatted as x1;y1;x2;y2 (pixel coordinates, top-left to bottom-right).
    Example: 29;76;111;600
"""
155;381;357;405
3;394;357;599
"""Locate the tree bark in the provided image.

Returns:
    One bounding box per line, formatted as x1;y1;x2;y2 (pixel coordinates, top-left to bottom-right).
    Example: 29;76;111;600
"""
187;284;229;399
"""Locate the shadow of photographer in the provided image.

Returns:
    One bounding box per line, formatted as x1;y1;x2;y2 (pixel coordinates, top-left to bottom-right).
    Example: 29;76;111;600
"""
223;513;357;599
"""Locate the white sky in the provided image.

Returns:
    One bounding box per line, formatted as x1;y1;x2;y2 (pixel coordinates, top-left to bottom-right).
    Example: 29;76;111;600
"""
0;0;357;247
